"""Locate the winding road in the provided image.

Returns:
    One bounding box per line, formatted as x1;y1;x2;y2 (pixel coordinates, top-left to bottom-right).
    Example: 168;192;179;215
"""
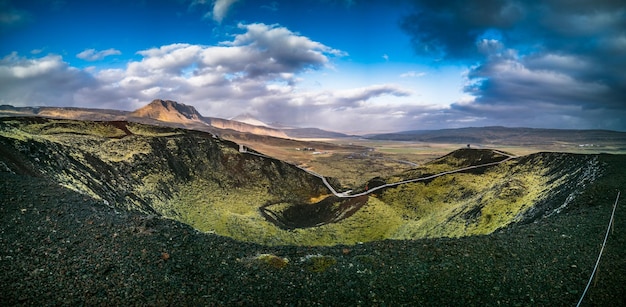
239;144;519;198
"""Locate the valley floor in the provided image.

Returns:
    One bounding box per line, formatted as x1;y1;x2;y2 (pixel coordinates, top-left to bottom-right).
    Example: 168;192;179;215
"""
1;154;626;306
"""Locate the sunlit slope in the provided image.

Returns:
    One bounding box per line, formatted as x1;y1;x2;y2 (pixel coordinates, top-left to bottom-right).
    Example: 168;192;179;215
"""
0;118;327;228
379;149;600;239
0;117;603;246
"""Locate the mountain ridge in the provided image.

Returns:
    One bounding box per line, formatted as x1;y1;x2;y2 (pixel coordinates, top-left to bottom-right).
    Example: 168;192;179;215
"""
0;100;291;139
0;100;352;139
4;101;626;143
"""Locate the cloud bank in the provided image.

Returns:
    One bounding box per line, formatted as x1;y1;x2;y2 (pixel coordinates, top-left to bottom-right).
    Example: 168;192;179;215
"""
401;0;626;130
0;23;416;132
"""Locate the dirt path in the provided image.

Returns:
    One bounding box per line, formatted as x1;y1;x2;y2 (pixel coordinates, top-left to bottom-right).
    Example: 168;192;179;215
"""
242;147;518;198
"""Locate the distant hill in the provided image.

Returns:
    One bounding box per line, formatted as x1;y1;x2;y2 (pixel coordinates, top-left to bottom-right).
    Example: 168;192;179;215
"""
0;101;369;160
0;104;126;121
367;126;626;147
281;127;352;139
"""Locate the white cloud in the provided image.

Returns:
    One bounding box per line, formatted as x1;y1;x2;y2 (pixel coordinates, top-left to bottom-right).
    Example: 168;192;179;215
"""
211;0;240;23
1;52;64;78
13;20;624;132
76;48;122;61
0;23;349;113
0;52;96;107
134;44;201;75
0;20;422;133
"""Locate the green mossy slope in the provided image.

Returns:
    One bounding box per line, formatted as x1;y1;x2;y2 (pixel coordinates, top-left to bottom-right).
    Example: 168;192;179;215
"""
0;117;604;246
382;152;600;239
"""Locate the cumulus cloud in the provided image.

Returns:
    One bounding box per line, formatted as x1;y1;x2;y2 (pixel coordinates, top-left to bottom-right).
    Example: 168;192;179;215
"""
76;48;122;61
465;56;611;107
400;0;626;130
0;52;97;106
221;23;346;75
451;50;626;130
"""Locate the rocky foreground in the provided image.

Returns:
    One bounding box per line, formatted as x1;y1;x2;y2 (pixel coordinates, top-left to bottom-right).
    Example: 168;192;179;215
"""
2;155;625;305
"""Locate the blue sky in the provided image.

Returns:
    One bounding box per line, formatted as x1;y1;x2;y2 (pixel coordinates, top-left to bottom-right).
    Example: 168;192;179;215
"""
1;0;625;133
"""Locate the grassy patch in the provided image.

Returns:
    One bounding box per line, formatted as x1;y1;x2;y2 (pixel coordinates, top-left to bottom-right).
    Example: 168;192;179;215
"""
21;120;128;138
126;122;185;137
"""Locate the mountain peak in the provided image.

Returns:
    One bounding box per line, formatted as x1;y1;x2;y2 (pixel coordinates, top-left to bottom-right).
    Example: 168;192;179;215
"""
130;99;203;123
230;113;268;127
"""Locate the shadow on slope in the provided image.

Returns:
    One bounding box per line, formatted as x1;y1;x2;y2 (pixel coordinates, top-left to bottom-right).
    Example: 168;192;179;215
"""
0;117;610;246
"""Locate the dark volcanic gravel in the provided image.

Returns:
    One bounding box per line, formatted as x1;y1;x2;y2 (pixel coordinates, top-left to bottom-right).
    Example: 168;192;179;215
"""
1;154;626;306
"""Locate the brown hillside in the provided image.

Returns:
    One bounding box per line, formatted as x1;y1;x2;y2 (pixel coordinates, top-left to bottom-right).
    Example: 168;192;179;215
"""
129;99;202;123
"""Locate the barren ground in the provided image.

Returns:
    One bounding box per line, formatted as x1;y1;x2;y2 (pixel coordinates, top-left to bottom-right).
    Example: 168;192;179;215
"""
1;154;625;305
